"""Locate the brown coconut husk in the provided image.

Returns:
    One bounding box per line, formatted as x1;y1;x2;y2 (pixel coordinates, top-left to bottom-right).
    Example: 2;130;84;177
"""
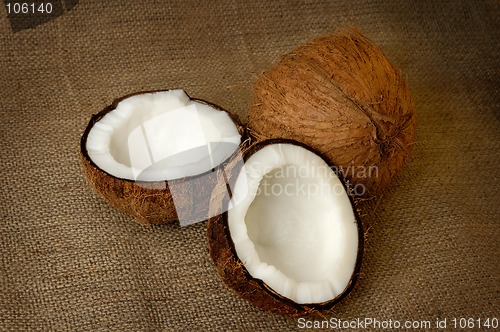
207;139;363;317
248;28;416;196
80;90;245;225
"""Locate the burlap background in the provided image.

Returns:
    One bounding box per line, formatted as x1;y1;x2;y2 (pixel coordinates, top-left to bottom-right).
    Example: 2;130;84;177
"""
1;0;498;330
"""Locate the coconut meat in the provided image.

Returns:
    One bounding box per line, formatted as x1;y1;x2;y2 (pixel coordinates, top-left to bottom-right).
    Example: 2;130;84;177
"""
228;143;358;304
86;90;241;181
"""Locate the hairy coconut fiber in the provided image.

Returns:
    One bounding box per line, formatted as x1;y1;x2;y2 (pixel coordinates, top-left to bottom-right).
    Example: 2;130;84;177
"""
80;92;245;225
248;29;416;195
207;139;363;317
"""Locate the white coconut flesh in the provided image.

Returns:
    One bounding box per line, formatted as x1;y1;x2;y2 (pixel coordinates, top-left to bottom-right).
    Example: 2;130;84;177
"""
86;90;241;181
228;143;359;304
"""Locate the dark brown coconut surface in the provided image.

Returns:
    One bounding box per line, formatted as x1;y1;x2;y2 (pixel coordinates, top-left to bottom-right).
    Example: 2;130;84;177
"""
208;139;363;317
249;29;416;195
81;90;245;225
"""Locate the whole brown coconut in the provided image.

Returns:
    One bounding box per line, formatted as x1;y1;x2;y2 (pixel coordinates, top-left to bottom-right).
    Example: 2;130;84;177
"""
248;29;416;195
81;89;245;225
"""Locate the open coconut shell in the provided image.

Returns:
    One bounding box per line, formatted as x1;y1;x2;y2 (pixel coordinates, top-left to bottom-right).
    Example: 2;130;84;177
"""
208;139;363;317
80;90;245;225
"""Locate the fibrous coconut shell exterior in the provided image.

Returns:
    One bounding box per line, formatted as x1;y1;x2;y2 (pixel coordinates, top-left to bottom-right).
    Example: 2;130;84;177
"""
207;139;363;317
249;28;416;195
80;91;245;225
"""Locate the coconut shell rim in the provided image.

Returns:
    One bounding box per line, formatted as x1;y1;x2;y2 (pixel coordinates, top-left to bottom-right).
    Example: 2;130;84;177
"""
80;88;245;185
210;138;364;311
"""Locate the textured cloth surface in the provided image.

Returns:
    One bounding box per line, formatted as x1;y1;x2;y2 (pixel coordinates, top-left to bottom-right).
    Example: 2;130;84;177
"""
1;0;499;330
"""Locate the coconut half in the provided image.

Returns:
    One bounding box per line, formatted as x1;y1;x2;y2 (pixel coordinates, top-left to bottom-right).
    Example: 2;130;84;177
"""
208;140;362;317
81;89;244;224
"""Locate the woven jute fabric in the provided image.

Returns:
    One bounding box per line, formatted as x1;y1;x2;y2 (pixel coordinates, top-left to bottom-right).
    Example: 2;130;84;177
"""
1;0;498;330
